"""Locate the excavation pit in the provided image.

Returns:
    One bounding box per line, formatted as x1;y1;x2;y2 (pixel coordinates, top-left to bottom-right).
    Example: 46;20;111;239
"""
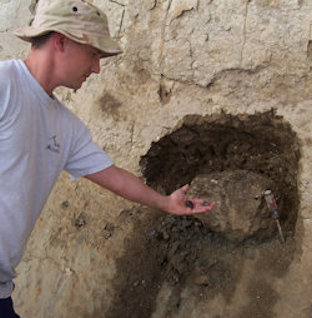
107;110;300;318
140;110;300;239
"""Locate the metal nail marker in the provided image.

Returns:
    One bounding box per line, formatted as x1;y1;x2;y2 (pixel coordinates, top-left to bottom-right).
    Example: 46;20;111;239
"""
263;190;285;243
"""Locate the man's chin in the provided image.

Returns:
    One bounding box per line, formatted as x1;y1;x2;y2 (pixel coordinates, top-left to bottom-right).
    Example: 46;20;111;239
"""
65;82;83;92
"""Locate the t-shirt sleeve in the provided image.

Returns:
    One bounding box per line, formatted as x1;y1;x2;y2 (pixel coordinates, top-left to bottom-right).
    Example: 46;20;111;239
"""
0;63;14;125
64;118;113;179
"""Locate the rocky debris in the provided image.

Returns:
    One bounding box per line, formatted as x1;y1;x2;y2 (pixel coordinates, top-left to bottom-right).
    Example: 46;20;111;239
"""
74;212;87;229
153;215;220;285
187;170;280;242
148;212;245;297
102;223;115;239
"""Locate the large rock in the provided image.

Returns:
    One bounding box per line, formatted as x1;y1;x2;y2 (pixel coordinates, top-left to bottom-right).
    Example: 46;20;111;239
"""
188;170;278;242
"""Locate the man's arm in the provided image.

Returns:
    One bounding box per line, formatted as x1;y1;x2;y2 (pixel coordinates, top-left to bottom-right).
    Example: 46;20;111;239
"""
84;165;213;215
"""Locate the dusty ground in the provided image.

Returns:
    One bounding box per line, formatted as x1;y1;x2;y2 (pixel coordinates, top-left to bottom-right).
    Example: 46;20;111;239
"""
101;110;301;318
107;210;296;318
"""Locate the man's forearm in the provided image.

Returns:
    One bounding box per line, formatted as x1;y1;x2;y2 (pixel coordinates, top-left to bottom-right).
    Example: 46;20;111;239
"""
85;165;213;215
84;165;170;211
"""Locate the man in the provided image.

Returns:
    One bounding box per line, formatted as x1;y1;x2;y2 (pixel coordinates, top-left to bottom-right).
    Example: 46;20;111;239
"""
0;0;213;316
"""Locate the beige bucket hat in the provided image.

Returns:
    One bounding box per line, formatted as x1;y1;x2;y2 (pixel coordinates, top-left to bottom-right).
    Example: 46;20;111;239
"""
15;0;122;56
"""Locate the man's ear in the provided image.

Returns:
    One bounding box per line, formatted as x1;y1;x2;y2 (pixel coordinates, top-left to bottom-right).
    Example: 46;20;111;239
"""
53;33;66;52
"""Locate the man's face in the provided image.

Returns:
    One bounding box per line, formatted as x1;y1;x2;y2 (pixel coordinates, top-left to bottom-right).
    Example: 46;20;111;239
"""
59;38;103;90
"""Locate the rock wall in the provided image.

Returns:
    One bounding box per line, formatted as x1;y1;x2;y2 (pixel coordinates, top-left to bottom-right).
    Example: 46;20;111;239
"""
2;0;312;317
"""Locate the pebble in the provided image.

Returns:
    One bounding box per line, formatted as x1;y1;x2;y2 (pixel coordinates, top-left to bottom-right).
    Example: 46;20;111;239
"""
185;200;194;209
149;229;162;239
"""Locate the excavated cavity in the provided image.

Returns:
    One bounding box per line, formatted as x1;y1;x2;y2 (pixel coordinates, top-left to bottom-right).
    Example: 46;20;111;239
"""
140;110;300;235
107;110;300;318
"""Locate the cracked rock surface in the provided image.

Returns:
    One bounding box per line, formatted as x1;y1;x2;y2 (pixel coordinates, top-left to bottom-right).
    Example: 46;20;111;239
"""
2;0;312;317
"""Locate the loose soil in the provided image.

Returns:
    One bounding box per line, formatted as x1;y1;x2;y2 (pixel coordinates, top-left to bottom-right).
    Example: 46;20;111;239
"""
106;110;300;318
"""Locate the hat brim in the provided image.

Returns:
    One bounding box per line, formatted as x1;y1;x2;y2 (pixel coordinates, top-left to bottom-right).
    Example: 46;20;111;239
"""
14;26;123;57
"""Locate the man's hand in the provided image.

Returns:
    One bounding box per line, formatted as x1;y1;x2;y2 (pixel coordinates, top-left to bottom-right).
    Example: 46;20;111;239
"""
85;166;213;215
167;184;214;215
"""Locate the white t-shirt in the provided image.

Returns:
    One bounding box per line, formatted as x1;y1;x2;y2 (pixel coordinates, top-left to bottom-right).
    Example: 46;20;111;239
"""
0;59;113;298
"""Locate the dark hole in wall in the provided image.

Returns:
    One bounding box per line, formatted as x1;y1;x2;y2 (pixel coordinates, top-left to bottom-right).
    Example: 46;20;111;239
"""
139;109;300;234
106;109;300;318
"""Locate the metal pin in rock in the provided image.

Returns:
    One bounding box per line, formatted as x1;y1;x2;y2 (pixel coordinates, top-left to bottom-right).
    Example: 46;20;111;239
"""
263;189;285;243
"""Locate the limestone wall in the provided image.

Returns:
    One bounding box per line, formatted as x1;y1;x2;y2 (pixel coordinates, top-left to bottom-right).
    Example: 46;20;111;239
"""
2;0;312;317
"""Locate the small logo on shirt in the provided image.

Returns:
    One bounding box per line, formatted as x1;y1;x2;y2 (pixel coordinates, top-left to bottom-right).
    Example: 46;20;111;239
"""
47;135;60;153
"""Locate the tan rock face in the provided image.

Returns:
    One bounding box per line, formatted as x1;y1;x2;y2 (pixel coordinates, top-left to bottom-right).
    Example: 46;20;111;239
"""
1;0;312;317
188;170;277;242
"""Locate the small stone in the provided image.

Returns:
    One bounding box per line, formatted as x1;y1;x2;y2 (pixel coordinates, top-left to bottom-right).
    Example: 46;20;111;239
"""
61;200;70;208
185;200;194;209
149;229;161;239
162;231;170;241
102;230;112;239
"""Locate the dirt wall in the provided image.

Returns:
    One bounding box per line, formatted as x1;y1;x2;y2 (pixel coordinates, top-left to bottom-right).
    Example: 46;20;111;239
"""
1;0;312;317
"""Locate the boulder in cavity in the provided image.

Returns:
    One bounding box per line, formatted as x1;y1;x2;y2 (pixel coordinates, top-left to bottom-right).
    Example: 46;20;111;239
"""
188;170;279;242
